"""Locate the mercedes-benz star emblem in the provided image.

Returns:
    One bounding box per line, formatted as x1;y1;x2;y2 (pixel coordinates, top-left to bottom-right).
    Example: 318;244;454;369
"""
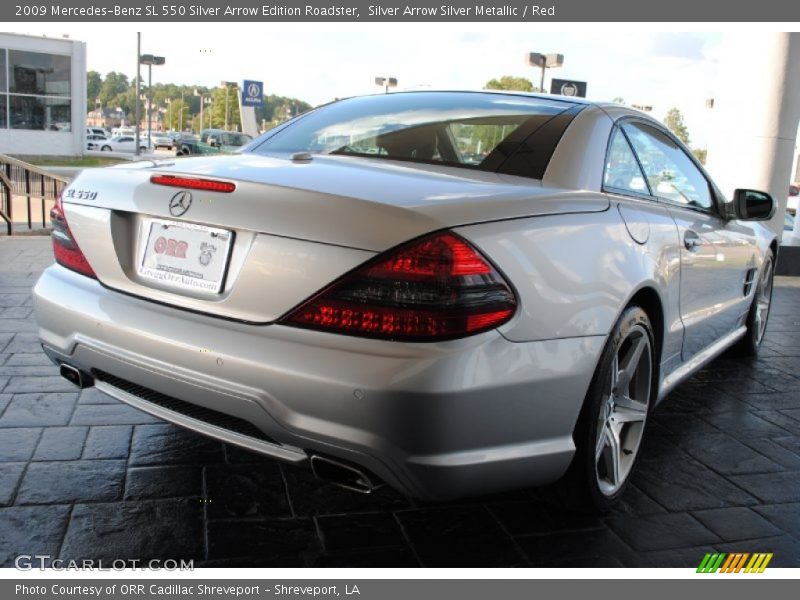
169;191;193;217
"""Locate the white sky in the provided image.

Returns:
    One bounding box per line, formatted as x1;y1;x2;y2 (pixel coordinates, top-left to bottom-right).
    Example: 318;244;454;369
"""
7;24;741;147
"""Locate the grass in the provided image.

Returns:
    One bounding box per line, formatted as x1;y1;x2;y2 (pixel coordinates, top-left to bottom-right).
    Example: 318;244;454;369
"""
32;157;128;168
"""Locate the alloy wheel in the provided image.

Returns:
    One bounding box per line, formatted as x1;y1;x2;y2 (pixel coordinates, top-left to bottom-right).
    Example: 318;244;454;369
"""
754;257;774;346
595;324;652;496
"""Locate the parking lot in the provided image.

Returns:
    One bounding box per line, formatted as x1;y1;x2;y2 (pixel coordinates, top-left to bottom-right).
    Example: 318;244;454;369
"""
1;236;799;568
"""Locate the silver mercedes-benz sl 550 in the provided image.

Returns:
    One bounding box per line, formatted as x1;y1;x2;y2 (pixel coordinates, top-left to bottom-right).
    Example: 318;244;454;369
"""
33;91;777;510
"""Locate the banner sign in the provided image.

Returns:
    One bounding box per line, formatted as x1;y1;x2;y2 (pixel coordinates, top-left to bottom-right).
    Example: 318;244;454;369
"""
550;78;587;97
5;1;800;22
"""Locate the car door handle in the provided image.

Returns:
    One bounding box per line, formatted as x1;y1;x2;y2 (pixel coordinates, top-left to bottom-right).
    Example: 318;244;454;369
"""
684;231;702;251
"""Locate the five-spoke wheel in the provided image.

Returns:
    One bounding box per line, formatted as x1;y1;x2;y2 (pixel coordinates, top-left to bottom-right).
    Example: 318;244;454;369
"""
595;324;651;496
555;305;655;512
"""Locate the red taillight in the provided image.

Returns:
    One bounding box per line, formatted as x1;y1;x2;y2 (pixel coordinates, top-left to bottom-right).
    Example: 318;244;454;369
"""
50;195;96;278
150;174;236;193
281;232;517;341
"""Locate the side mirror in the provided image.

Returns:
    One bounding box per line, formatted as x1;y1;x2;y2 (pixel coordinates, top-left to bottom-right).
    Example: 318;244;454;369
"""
733;189;775;221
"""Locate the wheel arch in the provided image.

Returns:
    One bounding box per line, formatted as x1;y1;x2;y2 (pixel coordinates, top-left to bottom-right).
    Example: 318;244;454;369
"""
615;284;666;390
627;286;664;368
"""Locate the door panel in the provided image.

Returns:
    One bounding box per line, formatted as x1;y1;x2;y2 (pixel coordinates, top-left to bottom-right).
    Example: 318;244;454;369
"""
667;208;755;359
620;120;757;360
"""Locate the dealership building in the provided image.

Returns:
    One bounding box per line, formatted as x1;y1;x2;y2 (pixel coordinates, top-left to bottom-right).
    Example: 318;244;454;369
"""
0;32;86;156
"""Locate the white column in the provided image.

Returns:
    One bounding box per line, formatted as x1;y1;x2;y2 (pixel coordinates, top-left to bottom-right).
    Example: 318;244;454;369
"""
72;40;88;157
705;33;800;241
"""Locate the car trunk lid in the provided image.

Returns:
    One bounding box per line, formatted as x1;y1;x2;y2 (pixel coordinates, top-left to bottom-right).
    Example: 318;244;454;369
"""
59;154;608;323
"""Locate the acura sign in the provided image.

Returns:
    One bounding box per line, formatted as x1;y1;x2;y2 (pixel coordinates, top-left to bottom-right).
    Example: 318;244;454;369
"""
241;80;264;106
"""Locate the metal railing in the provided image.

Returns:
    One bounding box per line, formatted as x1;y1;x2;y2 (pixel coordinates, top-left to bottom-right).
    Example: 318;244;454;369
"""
0;154;69;235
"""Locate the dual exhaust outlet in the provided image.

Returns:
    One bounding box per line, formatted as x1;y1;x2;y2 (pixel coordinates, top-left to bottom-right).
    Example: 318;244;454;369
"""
58;362;382;495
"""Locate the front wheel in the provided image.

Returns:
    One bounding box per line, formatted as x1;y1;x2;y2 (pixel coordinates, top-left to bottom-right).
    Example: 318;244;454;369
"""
101;145;111;151
554;306;655;512
733;251;774;356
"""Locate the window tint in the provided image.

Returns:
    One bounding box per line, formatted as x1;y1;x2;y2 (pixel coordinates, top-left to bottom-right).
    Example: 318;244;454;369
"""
604;129;648;195
622;122;713;210
448;121;522;165
249;92;575;177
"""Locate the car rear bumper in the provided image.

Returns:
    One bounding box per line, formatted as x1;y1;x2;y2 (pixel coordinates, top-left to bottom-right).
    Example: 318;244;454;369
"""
33;265;605;500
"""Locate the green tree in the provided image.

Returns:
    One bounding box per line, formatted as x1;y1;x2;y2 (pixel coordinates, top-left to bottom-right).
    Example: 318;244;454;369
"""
693;148;707;165
86;71;103;111
164;98;190;131
484;75;538;92
98;71;130;107
209;87;239;130
255;95;313;130
663;107;691;145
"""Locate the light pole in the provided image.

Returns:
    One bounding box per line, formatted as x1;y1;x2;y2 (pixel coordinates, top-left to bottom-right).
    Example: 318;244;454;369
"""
178;90;185;132
220;81;238;131
526;52;563;93
139;53;165;149
374;76;397;94
134;32;141;156
164;97;172;130
139;93;149;137
194;89;205;132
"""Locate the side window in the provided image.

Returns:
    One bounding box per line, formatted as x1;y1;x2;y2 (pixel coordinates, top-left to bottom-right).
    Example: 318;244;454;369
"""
604;128;649;195
622;122;713;210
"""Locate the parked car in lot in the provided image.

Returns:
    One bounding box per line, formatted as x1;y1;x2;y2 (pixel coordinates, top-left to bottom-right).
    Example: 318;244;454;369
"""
177;128;252;155
35;91;777;510
86;127;109;138
86;134;108;150
99;135;153;153
150;132;176;150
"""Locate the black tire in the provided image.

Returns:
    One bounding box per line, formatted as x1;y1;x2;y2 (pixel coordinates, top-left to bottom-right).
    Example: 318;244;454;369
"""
553;305;656;513
733;251;775;357
101;145;111;152
180;146;191;156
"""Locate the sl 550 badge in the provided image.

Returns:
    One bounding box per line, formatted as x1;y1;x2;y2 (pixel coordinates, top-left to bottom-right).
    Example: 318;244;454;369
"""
64;189;98;201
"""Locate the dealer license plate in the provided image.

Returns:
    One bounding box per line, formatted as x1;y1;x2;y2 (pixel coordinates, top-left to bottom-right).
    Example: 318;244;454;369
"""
137;219;233;294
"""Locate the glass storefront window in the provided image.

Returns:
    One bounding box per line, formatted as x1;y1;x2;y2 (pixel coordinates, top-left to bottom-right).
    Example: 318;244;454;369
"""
8;50;71;96
0;50;7;93
9;95;71;131
0;47;72;131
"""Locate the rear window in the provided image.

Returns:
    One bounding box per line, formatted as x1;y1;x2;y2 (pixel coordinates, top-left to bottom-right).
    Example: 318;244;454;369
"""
247;92;582;179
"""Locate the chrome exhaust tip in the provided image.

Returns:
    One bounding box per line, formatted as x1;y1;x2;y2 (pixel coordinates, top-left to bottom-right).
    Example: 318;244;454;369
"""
59;363;93;389
310;454;382;494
